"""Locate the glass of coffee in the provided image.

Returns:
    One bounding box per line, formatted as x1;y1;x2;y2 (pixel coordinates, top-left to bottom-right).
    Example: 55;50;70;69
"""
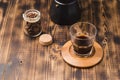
70;22;97;57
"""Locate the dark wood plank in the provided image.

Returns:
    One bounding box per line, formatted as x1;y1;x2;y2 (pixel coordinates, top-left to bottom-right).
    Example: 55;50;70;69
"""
92;0;120;80
0;0;18;79
0;0;120;80
1;0;37;80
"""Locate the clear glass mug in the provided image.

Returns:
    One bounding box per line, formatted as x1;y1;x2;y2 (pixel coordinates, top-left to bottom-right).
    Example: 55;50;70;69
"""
70;22;97;57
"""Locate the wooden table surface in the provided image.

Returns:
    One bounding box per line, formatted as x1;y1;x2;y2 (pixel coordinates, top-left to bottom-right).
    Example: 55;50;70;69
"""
0;0;120;80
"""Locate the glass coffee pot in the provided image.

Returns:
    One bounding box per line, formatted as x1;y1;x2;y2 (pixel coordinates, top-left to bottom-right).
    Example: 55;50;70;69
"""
50;0;81;25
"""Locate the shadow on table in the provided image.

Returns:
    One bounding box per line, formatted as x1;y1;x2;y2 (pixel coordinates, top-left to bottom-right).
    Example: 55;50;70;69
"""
113;35;120;45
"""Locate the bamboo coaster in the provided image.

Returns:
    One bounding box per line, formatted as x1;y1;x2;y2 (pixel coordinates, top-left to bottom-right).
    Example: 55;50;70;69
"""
61;41;103;68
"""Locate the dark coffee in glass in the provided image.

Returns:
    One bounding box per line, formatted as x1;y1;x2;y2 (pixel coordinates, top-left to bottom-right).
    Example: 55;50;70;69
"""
70;22;97;57
73;34;93;54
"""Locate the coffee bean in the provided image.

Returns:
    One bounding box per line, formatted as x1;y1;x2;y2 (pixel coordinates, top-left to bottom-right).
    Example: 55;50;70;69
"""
27;12;38;18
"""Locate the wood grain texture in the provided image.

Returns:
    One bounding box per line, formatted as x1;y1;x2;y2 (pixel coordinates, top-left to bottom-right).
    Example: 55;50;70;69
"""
0;0;120;80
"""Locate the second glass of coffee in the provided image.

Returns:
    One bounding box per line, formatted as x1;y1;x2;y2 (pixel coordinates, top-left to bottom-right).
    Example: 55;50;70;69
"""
70;22;97;57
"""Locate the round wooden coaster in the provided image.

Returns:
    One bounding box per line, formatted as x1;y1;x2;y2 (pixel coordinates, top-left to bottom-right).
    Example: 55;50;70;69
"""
61;41;103;68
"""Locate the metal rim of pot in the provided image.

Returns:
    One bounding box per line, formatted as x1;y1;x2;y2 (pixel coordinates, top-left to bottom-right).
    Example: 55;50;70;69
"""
55;0;77;5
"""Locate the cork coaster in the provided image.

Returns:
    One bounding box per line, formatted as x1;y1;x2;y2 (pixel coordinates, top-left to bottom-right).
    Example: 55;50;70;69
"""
61;41;103;68
39;34;53;46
